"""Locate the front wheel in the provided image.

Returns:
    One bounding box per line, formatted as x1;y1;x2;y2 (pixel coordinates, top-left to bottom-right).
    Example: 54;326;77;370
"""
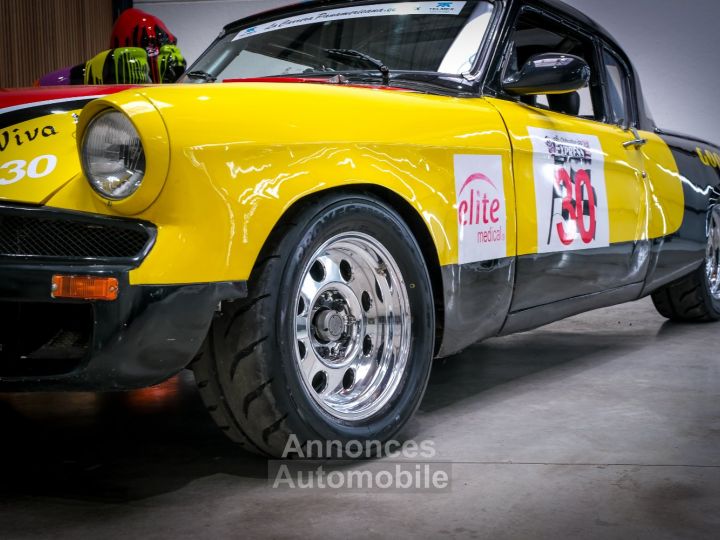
652;206;720;322
193;193;435;457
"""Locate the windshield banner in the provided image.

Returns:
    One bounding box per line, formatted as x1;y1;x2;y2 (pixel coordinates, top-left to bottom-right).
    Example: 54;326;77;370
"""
233;1;467;41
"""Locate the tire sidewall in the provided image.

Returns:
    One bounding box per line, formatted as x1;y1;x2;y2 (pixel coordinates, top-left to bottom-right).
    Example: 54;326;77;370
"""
700;259;720;320
701;207;720;319
270;195;435;447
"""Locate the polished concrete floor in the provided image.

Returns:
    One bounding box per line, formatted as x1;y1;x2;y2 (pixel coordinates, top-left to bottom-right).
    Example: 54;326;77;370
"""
0;297;718;539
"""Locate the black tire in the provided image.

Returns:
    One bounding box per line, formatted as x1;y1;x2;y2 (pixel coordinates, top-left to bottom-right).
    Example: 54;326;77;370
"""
652;206;720;322
652;207;720;322
192;192;435;457
651;265;720;322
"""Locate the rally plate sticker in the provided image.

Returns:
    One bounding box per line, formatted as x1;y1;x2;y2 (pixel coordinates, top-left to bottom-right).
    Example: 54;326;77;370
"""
529;127;609;253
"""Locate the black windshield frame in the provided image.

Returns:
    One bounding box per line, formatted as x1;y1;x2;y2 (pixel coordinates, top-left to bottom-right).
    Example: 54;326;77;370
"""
183;0;505;96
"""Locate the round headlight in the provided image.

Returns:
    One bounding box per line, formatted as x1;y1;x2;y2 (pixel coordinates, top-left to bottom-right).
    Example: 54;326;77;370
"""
81;110;146;200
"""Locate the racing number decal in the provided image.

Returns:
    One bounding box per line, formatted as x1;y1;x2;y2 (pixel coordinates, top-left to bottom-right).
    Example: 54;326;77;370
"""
0;160;25;184
553;167;596;245
529;128;609;253
0;155;58;185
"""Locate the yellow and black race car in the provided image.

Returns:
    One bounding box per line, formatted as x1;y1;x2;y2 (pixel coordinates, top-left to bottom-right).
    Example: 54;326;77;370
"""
1;0;718;457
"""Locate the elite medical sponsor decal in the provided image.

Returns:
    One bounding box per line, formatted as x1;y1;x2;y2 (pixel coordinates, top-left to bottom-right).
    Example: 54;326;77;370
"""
454;154;506;264
233;2;467;41
528;127;609;253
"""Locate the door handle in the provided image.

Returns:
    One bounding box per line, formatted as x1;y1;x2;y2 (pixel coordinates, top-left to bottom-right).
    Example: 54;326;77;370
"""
623;127;648;148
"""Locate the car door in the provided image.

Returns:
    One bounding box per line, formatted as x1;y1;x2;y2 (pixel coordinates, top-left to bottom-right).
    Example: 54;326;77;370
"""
486;7;650;312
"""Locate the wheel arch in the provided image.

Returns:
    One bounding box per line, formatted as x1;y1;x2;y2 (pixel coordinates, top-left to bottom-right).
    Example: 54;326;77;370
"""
254;184;446;356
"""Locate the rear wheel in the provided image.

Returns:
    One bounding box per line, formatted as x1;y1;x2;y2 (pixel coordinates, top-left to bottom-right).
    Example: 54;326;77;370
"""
651;207;720;322
192;193;435;457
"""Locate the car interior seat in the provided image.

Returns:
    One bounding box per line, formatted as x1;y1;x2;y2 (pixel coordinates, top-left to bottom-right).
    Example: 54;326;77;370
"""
547;92;580;116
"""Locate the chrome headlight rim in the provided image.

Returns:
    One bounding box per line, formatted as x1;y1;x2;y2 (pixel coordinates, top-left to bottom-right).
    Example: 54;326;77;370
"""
81;109;146;201
76;97;169;216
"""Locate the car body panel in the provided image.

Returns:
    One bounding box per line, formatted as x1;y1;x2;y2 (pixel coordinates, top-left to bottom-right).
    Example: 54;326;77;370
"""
0;87;131;205
0;110;80;204
48;83;516;285
438;258;515;356
486;98;684;253
486;97;684;309
0;262;246;390
643;132;720;293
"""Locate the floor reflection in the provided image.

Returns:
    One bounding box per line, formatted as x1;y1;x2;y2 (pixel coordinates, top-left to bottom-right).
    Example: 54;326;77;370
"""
0;371;268;502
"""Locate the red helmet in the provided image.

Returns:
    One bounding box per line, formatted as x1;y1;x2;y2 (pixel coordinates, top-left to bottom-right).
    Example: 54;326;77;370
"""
111;8;178;83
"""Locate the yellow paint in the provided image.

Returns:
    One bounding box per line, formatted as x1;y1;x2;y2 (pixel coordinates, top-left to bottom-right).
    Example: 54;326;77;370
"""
49;83;513;285
2;84;685;288
641;131;685;238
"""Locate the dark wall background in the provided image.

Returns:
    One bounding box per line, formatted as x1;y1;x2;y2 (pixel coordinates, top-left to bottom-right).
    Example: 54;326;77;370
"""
0;0;113;88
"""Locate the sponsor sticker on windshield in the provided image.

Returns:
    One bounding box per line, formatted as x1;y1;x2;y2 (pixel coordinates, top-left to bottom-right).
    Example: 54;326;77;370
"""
233;2;467;41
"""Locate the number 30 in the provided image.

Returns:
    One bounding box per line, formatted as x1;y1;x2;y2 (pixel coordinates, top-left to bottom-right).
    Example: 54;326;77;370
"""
0;155;58;185
555;167;596;245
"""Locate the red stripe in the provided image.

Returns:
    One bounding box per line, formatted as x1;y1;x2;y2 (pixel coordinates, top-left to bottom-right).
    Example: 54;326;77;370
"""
0;85;138;111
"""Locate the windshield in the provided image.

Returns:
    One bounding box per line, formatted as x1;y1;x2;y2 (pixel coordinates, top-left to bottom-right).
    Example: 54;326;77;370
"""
183;1;494;83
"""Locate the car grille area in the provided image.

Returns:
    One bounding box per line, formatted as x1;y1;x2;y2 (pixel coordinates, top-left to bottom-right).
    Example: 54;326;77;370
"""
0;205;154;263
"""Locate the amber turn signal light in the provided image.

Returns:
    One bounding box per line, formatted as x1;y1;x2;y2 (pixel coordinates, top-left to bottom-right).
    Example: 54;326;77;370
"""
51;275;119;301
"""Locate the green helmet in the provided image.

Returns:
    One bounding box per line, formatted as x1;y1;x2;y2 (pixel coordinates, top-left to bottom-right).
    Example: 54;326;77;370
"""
84;47;151;85
158;44;187;83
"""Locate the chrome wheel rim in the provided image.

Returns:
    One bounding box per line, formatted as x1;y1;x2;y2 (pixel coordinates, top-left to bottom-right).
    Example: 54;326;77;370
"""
707;210;720;300
293;232;411;421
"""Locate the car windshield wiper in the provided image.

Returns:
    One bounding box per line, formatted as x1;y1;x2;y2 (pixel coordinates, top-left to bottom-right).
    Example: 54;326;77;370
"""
185;70;217;83
324;49;390;85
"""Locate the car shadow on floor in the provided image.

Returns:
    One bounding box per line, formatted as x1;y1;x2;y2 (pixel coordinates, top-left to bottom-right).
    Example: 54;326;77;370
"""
420;330;636;413
0;326;654;504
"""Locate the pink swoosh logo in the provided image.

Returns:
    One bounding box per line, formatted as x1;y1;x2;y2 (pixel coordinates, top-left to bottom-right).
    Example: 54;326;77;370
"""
458;173;497;195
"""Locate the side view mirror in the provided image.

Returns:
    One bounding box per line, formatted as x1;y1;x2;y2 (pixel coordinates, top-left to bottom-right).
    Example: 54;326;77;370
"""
502;53;591;96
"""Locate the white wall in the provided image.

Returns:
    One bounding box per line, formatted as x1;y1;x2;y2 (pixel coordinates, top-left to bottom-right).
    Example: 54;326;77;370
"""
567;0;720;143
136;0;720;143
135;0;294;66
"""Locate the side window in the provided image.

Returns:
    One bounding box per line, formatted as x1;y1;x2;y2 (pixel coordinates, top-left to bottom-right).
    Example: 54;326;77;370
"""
603;49;632;126
502;12;602;120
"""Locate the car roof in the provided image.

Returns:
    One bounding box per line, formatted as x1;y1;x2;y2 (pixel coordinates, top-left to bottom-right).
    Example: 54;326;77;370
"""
224;0;624;53
529;0;625;51
225;0;611;37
